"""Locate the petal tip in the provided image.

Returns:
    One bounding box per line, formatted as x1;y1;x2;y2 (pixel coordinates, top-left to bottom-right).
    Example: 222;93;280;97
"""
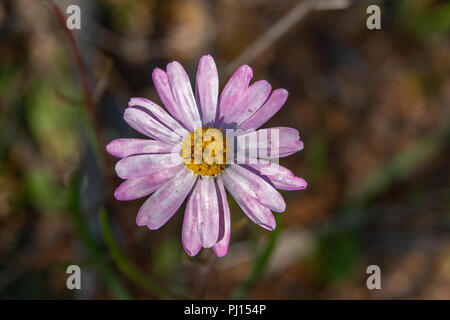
233;64;253;79
113;188;123;201
167;60;183;70
297;177;308;189
152;67;165;79
200;54;214;62
128;97;148;107
136;214;147;226
260;222;276;231
114;161;124;179
105;140;116;156
212;245;229;258
278;88;289;97
146;222;161;230
184;245;201;257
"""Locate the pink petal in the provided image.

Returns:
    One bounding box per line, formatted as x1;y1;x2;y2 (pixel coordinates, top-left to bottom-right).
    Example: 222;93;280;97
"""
245;158;307;191
237;127;304;158
115;153;182;179
166;61;202;131
123;108;180;145
106;139;179;158
221;80;272;127
136;168;197;229
114;164;184;201
182;181;202;257
227;164;285;212
128;97;189;137
152;68;187;129
195;176;220;248
239;88;289;130
212;178;231;257
220;173;276;231
216;65;253;126
195;55;219;126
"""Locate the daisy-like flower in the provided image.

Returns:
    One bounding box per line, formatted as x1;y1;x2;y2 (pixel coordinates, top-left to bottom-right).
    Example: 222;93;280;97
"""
106;55;307;257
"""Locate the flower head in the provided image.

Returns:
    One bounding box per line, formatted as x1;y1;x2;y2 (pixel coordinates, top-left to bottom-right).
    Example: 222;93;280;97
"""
106;55;307;257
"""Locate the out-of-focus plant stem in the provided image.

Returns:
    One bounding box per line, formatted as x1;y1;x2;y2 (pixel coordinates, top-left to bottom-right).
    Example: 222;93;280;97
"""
99;210;184;299
69;176;132;299
320;116;450;236
48;1;143;267
349;122;450;207
231;214;283;299
48;1;100;146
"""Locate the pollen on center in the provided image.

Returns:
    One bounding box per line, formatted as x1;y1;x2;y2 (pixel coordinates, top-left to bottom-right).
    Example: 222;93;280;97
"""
180;127;227;176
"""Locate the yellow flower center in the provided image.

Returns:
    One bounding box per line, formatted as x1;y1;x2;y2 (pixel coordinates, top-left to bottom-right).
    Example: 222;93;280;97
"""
180;127;227;176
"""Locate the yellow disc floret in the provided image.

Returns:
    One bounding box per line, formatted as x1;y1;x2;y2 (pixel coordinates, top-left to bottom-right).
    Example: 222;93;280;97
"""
180;127;227;176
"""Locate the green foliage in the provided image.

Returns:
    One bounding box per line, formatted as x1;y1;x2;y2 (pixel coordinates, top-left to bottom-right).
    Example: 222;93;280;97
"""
304;133;328;185
68;176;132;299
23;168;68;213
152;234;180;277
397;0;450;39
231;214;283;299
350;124;450;206
311;231;361;284
99;209;184;299
24;81;80;166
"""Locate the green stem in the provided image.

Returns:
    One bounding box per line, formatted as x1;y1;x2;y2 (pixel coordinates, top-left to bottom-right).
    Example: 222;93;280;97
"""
99;210;184;299
68;177;132;299
231;214;282;299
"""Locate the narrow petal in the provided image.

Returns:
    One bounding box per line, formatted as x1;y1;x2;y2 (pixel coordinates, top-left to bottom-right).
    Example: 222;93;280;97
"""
221;80;272;127
128;97;189;137
212;178;231;257
124;108;180;145
115;153;182;179
152;68;187;129
195;176;220;248
220;173;276;231
106;139;179;158
136;168;197;229
195;55;219;126
216;65;253;126
114;164;184;201
167;61;202;131
227;164;285;212
245;159;307;191
237;127;304;158
182;181;202;257
239;88;289;130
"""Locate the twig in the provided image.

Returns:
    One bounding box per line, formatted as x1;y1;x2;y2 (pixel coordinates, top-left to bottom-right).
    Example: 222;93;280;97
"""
226;0;351;74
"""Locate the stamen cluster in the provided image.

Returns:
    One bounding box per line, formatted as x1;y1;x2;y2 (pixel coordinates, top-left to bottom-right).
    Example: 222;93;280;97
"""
180;127;227;176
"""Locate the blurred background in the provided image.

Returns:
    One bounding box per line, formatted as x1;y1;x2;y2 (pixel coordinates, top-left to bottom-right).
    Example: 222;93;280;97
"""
1;0;449;299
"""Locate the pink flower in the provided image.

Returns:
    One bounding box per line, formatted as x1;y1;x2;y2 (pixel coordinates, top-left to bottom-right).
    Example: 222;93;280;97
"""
106;55;307;257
